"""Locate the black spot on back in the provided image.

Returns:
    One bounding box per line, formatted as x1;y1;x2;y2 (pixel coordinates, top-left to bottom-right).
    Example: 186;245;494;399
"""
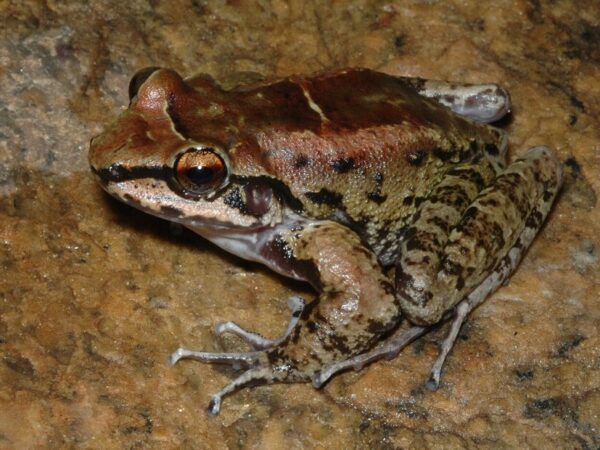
294;154;309;168
570;95;585;111
367;192;387;204
331;157;355;173
461;206;479;223
442;259;463;276
305;188;344;208
394;35;406;49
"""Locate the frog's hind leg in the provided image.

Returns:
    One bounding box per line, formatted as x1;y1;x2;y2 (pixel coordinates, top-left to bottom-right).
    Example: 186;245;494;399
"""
404;78;511;123
312;325;427;387
425;217;538;390
214;296;305;350
397;146;563;388
171;221;403;415
318;164;560;391
316;166;556;389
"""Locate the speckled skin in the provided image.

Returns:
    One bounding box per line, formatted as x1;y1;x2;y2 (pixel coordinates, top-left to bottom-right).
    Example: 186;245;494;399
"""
89;68;562;414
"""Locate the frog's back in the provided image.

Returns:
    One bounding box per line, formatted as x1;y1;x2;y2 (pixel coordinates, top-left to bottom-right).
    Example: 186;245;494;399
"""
231;72;498;202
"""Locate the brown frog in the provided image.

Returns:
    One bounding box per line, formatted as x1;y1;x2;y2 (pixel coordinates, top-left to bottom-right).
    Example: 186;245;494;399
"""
89;68;562;415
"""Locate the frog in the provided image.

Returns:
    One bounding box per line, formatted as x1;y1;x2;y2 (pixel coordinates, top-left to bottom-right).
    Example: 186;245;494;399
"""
89;67;563;415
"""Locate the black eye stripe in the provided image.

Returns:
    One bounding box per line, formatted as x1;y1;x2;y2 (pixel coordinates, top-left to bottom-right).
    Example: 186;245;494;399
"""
93;165;171;183
94;165;307;212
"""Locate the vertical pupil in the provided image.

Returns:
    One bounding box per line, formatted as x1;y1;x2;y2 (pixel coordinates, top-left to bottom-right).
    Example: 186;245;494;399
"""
186;166;214;185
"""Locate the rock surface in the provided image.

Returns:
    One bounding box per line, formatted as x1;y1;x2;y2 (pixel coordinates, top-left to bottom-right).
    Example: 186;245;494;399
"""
1;1;599;448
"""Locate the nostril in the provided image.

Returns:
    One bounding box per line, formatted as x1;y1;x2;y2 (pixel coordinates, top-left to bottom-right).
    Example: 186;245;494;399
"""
107;163;126;181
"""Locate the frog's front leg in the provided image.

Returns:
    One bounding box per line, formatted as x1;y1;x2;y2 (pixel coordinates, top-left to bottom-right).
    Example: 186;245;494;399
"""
170;221;402;415
396;146;563;387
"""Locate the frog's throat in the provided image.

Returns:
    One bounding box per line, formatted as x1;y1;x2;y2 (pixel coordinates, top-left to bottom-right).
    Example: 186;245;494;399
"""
187;213;315;283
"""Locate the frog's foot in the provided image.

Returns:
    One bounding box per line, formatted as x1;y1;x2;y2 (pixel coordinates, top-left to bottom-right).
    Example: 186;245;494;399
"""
214;296;305;350
169;296;307;415
404;78;511;123
425;301;472;391
312;325;427;388
425;274;504;390
169;347;294;415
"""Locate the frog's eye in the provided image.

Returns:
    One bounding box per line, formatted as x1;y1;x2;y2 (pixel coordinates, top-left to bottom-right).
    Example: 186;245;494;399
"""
174;148;228;196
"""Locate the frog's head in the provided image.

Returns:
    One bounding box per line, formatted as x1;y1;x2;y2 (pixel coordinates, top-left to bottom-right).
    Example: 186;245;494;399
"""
89;68;283;232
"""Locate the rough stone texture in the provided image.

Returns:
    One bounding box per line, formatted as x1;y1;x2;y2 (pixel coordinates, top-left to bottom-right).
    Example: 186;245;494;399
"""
1;1;599;448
